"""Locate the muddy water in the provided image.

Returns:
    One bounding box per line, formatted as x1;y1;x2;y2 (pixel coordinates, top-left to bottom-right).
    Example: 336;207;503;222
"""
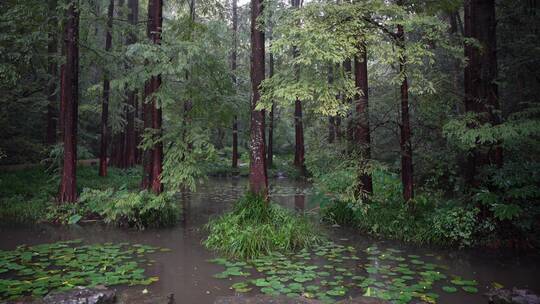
1;177;539;304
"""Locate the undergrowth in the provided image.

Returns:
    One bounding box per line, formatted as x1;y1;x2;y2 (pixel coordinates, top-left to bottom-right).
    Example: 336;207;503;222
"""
204;193;324;259
0;166;180;228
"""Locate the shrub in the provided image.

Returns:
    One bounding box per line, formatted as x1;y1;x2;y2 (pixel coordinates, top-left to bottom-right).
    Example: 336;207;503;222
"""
431;206;479;247
204;193;324;259
79;189;180;229
0;196;48;224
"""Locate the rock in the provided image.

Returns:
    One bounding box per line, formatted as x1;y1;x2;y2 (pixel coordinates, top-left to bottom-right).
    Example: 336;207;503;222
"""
214;295;391;304
40;286;115;304
337;296;392;304
214;295;319;304
116;291;174;304
486;288;540;304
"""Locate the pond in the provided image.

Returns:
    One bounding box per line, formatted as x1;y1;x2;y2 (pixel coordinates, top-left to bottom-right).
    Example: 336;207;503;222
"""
1;177;539;303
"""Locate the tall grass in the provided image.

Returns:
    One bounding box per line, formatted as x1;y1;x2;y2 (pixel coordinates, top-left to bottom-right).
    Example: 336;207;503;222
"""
204;193;324;259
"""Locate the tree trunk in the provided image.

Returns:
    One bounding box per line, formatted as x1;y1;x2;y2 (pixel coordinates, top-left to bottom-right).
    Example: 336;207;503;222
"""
397;18;414;202
354;43;373;195
464;0;502;188
99;0;114;177
291;0;305;176
124;0;139;168
231;0;239;170
141;81;153;189
58;0;79;203
46;0;58;145
267;42;275;168
148;0;163;194
248;0;268;197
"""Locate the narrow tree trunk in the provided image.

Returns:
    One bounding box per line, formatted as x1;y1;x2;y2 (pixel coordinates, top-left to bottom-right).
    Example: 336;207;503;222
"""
58;0;79;203
267;46;275;168
231;0;239;170
141;82;153;189
125;0;139;168
142;0;155;190
248;0;268;197
464;0;502;188
343;58;354;142
291;0;305;176
148;0;163;194
99;0;114;177
354;43;373;195
327;66;336;144
397;20;414;202
46;0;58;145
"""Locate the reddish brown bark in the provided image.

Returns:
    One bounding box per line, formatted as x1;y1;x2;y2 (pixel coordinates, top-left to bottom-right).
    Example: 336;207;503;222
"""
231;0;239;170
141;82;153;189
58;0;79;203
248;0;268;197
124;0;139;168
464;0;502;187
397;21;414;202
267;47;275;168
147;0;163;194
99;0;114;177
354;43;373;195
291;0;305;176
46;0;58;145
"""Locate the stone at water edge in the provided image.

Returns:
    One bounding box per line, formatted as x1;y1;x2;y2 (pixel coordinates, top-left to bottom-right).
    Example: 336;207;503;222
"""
485;287;540;304
10;286;116;304
214;295;391;304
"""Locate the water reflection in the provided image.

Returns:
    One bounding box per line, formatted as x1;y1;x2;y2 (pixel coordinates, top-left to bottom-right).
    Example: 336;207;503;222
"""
1;177;539;304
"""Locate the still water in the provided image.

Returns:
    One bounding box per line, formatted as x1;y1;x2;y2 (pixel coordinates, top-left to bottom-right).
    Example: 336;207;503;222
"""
1;177;539;303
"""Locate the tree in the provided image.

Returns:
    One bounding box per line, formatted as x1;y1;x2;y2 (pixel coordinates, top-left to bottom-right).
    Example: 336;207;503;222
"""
125;0;139;168
353;42;373;195
248;0;268;197
58;0;79;203
267;47;275;168
291;0;306;176
396;0;413;201
46;0;58;145
463;0;502;187
231;0;239;170
142;0;164;194
99;0;115;177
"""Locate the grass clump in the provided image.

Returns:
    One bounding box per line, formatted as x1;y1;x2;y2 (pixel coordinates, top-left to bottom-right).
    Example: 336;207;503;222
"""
204;193;324;259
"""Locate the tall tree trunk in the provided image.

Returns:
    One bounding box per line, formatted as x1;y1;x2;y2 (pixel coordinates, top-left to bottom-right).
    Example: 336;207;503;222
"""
267;39;275;168
141;81;153;189
464;0;502;188
291;0;305;176
58;0;79;203
149;0;163;194
231;0;239;170
124;0;139;168
343;58;354;142
248;0;268;197
99;0;114;177
354;43;373;196
46;0;58;145
397;16;414;202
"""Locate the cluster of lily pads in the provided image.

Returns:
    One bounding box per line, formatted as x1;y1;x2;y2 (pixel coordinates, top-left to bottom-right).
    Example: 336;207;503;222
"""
0;240;168;301
209;241;479;303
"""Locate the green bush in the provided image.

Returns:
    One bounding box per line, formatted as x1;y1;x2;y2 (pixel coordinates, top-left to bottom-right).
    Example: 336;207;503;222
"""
431;206;479;247
0;195;48;224
79;189;180;229
204;193;324;259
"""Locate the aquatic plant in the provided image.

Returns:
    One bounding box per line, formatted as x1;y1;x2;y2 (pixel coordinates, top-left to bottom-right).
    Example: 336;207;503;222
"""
209;241;480;303
0;240;167;301
203;193;324;259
